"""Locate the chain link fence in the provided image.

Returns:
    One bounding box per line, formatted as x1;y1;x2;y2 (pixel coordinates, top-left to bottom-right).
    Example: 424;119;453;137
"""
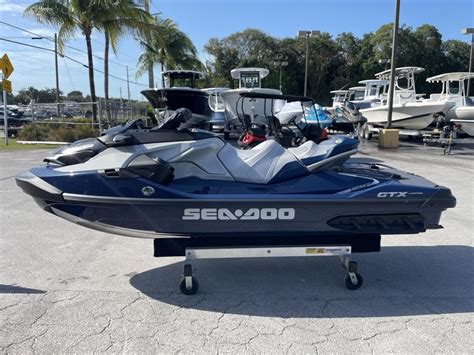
2;100;151;141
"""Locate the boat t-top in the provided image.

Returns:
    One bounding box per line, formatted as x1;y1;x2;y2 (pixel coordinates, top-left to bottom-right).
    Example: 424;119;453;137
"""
426;72;474;136
220;67;283;128
359;67;453;130
141;70;212;122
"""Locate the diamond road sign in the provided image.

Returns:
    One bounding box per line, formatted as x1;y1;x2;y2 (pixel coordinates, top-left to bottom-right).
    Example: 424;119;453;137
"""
1;53;14;79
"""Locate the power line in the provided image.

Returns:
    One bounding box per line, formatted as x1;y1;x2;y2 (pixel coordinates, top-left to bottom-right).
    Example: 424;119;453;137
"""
0;20;55;42
0;20;140;72
0;38;148;87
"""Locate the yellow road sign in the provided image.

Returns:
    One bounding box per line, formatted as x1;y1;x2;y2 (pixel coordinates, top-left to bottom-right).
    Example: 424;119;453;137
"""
1;79;12;93
1;54;14;79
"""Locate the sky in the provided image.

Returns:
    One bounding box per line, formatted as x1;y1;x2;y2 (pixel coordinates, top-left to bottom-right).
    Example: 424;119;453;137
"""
0;0;472;101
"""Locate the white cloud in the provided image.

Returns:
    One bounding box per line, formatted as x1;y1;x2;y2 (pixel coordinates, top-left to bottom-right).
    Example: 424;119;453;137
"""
0;1;26;13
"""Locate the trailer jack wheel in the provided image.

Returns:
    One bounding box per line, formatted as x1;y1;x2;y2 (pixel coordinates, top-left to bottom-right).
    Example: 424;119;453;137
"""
180;277;199;295
345;273;363;290
180;263;199;295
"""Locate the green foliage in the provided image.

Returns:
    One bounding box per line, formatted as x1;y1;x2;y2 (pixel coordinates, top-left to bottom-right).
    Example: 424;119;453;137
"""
204;24;471;105
136;16;203;81
18;123;97;142
66;91;85;102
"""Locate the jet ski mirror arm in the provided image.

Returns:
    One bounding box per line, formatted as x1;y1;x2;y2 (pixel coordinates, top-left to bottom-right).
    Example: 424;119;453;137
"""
112;134;132;145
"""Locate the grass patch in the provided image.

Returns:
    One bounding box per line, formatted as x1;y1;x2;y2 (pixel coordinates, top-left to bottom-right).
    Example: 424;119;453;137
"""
0;138;62;151
17;122;98;142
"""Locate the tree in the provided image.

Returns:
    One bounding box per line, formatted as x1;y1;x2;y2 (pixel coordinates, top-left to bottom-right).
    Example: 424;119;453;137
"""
66;90;85;102
15;87;39;105
136;16;203;87
24;0;147;122
100;0;154;123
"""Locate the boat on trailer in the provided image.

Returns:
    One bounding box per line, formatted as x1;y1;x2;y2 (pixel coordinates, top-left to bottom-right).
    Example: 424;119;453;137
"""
360;67;453;130
426;72;474;136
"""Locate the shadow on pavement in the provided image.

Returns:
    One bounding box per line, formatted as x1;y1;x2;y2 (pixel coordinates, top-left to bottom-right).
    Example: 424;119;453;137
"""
130;245;473;318
0;284;46;294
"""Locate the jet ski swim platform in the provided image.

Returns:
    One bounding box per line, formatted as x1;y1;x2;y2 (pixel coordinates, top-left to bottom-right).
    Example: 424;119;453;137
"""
15;111;456;294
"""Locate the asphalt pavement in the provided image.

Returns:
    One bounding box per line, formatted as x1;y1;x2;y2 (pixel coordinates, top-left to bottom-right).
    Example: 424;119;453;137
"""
1;138;473;353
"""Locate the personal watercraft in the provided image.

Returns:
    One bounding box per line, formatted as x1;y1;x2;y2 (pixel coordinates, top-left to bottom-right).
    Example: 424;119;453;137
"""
16;108;455;244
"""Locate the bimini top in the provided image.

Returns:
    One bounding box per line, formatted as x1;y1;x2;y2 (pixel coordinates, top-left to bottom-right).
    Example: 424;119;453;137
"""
239;92;314;103
161;70;206;79
359;79;389;85
426;72;474;83
375;67;425;79
231;67;270;79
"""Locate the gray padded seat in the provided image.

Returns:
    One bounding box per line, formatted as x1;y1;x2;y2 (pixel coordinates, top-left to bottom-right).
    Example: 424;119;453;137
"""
288;137;358;166
288;141;320;162
217;140;307;184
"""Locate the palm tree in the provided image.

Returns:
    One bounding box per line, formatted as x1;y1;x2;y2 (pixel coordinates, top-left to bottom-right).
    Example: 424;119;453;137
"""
136;17;203;87
100;1;153;123
24;0;151;123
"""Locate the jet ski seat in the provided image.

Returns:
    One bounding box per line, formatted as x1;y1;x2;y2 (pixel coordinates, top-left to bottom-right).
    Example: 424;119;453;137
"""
217;140;309;184
289;136;359;171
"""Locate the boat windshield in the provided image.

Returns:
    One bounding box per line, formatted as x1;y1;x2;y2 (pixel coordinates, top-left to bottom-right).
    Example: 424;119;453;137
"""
208;92;225;111
448;80;461;95
169;76;195;88
353;90;365;100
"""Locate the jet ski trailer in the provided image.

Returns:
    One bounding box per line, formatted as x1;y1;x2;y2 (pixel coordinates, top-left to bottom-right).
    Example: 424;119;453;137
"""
16;110;456;294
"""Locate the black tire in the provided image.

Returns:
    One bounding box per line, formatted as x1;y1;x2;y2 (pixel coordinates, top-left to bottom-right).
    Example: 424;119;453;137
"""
363;126;372;140
345;273;363;290
180;277;199;295
223;131;230;140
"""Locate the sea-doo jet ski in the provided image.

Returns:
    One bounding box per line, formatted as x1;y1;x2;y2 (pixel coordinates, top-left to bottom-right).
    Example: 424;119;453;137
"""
16;108;456;294
17;107;455;241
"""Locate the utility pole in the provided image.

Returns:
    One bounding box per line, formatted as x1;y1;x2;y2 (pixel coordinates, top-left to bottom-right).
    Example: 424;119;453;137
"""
126;65;131;101
54;33;60;117
386;0;401;128
120;87;124;120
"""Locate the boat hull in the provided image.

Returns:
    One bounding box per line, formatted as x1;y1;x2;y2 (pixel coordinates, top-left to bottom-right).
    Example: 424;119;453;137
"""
360;102;450;129
446;106;474;121
16;166;456;240
451;119;474;136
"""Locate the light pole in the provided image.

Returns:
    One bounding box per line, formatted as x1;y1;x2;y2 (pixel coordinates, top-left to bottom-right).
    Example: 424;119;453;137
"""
297;30;320;96
462;28;474;96
273;60;288;92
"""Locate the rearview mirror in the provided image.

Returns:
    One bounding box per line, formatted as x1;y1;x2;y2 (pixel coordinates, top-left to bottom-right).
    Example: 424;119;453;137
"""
112;134;132;145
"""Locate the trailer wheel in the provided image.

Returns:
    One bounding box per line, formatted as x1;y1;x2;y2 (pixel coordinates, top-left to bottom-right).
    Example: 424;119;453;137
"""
223;131;230;140
363;126;372;140
345;273;363;290
180;277;199;295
